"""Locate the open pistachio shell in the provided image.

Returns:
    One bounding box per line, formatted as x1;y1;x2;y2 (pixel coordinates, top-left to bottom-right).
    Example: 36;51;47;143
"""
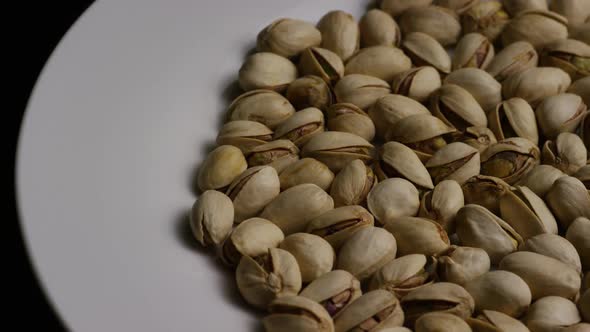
502;10;569;50
326;103;376;142
190;190;234;247
317;10;359;61
273;107;325;147
436;245;490;286
334;290;405;332
257;18;321;58
368;94;431;140
542;132;587;175
238;52;298;92
502;67;572;107
198;145;248;191
285;76;333;111
462;1;510;42
300;270;362;317
488;98;539;145
453;32;495;70
461;175;511;214
467;310;531;332
550;0;590;27
380;0;433;17
419;180;464;232
520;233;582;273
298;47;345;84
459;126;498;153
426;142;481;185
302;131;375;172
227;89;295;129
307;205;375;250
517;165;566;198
217;120;273;153
245;139;300;173
279;158;334;191
368;178;420;225
464;270;532;317
279;233;335;283
524;296;582;332
376;141;434;190
329;159;377;207
480;137;540;185
540;39;590;81
444;68;502;112
345;46;412;82
384;217;451;256
220;217;284;266
226;165;280;223
399;6;462;46
486;41;539;82
415;312;472;332
391;66;442;103
359;9;402;47
536;93;587;139
369;254;437;298
402;32;452;74
499;186;558;239
546;176;590;229
431;84;488;132
565;217;590;271
264;295;334;332
334;74;391;111
503;0;547;16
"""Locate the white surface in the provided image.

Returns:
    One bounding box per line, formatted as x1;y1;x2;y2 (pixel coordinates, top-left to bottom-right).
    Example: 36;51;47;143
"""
16;1;365;331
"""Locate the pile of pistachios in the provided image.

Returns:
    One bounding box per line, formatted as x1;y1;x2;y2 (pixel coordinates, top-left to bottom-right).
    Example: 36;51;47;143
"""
189;0;590;331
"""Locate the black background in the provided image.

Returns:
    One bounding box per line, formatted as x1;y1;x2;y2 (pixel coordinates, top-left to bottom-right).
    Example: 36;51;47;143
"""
12;2;93;330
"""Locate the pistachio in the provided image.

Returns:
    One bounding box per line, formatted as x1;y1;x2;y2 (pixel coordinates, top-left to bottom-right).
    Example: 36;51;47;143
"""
198;145;248;191
226;166;280;223
263;295;334;332
298;47;345;84
402;32;452;74
435;0;479;14
517;165;567;198
330;159;377;207
306;205;375;250
345;46;412;82
565;217;590;271
486;41;539;82
384;217;451;256
369;254;437;298
453;33;495;70
520;233;582;273
430;84;488;132
426;142;481;185
503;0;547;16
524;296;582;332
459;126;498;153
455;204;523;264
480;137;540;185
380;0;433;17
336;226;397;281
570;22;590;45
238;52;298;92
220;217;284;266
302;131;375;172
326;103;376;142
227;89;296;129
217;120;273;153
419;180;465;232
488;97;539;145
257;18;321;58
300;270;362;317
285;76;333;111
546;176;590;229
568;76;590;107
415;312;472;332
273;107;325;147
538;93;588;140
190;190;234;247
260;183;334;235
467;310;530;332
499;251;582;300
334;74;391;110
461;175;511;214
462;1;510;42
334;290;405;332
236;248;302;309
444;68;503;112
399;6;462;46
279;233;335;283
376;141;434;190
437;246;490;286
245;139;300;173
464;270;532;317
574;165;590;190
498;186;558;239
542;132;587;175
368;94;431;140
580;290;590;322
317;10;359;61
550;0;590;27
367;178;421;225
279;158;334;191
360;9;402;47
502;10;569;50
502;67;572;107
391;66;442;103
540;39;590;81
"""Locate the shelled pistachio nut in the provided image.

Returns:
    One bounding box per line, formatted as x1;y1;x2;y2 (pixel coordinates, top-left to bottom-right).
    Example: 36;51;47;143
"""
227;89;295;129
444;68;502;112
459;126;497;153
330;159;377;207
190;190;234;247
279;233;335;282
488;97;538;144
402;32;452;74
326;103;376;142
217;120;273;153
426;142;481;185
461;175;511;214
380;0;433;17
540;39;590;81
298;47;345;84
302;131;375;172
273;107;325;147
384;217;451;256
285;76;333;111
391;66;442;103
436;245;490;286
399;6;461;46
453;33;495;70
279;158;334;191
480;137;540;185
517;165;566;197
568;76;590;106
549;0;590;26
220;217;284;266
367;178;421;225
462;1;510;42
300;270;362;317
542;132;587;175
257;18;321;58
464;270;532;317
306;205;375;250
536;93;587;139
565;217;590;271
467;310;530;332
368;94;431;140
501;10;568;50
503;0;547;16
317;10;359;61
419;180;464;232
435;0;479;14
369;254;437;299
263;295;334;332
345;46;412;82
226;165;280;223
546;176;590;229
523;296;582;332
520;233;582;273
334;290;405;332
238;52;298;92
245;139;300;173
359;9;402;47
375;141;434;190
430;84;488;132
574;165;590;190
502;67;571;107
415;312;472;332
486;41;539;82
198;145;247;191
334;74;391;110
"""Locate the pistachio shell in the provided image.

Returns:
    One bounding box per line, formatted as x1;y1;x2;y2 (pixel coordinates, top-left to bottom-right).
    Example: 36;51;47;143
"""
537;94;588;140
570;22;590;44
502;10;569;50
460;126;498;153
462;1;510;42
298;47;345;84
480;137;540;185
306;205;375;250
273;107;325;147
540;39;590;81
399;6;462;46
367;178;420;225
426;142;480;185
376;141;434;190
227;89;296;129
190;190;234;247
326;103;376;142
542;132;587;175
520;233;582;273
257;18;322;58
279;233;335;282
524;296;582;332
384;217;451;256
285;76;333;111
220;217;284;266
238;52;298;92
380;0;433;17
566;217;590;271
498;186;558;239
486;41;539;82
334;290;405;332
360;9;402;47
435;0;479;14
264;295;334;332
453;33;495;70
300;270;362;317
226;166;280;223
279;158;334;191
369;254;437;298
568;76;590;106
317;10;359;61
402;32;452;74
334;74;391;110
198;145;248;191
368;94;431;140
391;66;442;103
329;159;377;207
302;131;375;172
419;180;465;232
464;270;532;317
461;175;511;214
550;0;590;26
345;46;412;82
516;165;567;198
503;0;547;16
503;67;572;107
245;139;300;173
437;245;490;286
546;176;590;229
217;120;273;153
467;310;530;332
489;98;539;145
574;165;590;190
444;68;502;112
415;312;472;332
430;84;488;131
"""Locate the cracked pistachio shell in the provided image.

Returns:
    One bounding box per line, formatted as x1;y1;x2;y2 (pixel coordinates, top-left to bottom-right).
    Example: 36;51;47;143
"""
345;46;412;82
399;6;461;46
537;93;588;139
462;1;510;42
220;217;284;266
436;245;490;286
380;0;433;17
574;165;590;190
376;141;434;190
426;142;481;185
257;18;321;58
198;145;247;191
326;103;376;142
306;205;375;250
359;9;402;47
415;312;473;332
453;33;495;70
368;94;431;140
402;32;452;74
300;270;362;317
464;270;532;317
517;165;567;198
503;67;571;107
264;295;334;332
298;47;345;84
279;158;334;191
285;76;333;111
236;248;301;309
401;282;475;328
238;52;298;92
329;159;377;207
245;139;299;173
467;310;530;332
217;120;273;153
431;84;488;131
542;132;587;175
260;183;334;235
435;0;479;14
419;180;464;232
498;186;558;239
541;39;590;81
488;97;539;145
499;252;582;300
580;290;590;322
550;0;590;26
568;76;590;107
190;190;234;247
444;68;502;112
392;66;442;103
461;175;511;214
384;217;451;256
486;41;539;82
456;204;523;264
367;178;420;225
279;233;335;283
503;0;547;16
317;11;359;61
337;227;397;281
502;11;569;50
566;217;590;271
524;296;582;332
334;290;404;332
273;107;325;147
226;166;280;223
301;131;375;172
460;126;498;153
334;74;391;111
546;176;590;229
480;137;540;185
520;234;582;273
369;254;437;298
227;89;295;130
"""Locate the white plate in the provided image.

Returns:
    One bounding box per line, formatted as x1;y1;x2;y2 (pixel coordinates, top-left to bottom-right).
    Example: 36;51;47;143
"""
16;1;365;331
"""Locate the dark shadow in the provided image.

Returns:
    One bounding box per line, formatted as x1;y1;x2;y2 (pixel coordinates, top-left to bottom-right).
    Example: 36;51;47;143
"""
365;0;379;12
